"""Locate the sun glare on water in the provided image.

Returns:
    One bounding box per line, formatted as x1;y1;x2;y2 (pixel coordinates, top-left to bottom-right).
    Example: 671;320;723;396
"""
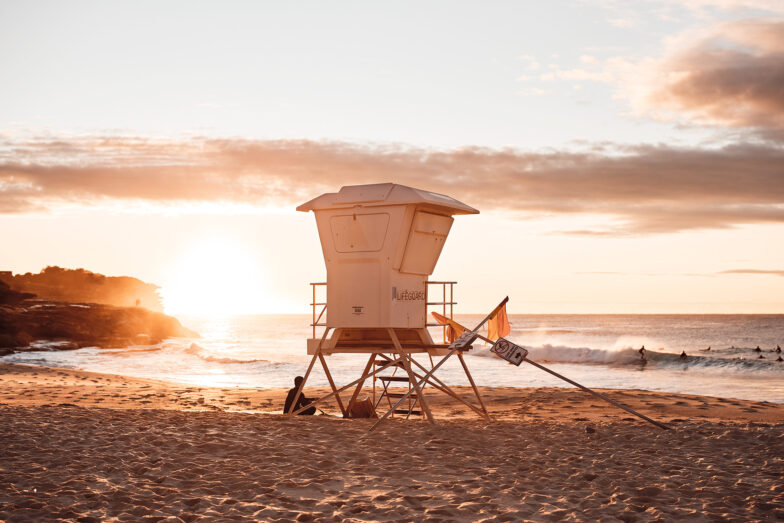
161;239;267;316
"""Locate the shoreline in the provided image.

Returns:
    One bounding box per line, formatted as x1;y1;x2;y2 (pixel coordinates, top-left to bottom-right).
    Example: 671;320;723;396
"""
2;362;783;423
2;362;783;521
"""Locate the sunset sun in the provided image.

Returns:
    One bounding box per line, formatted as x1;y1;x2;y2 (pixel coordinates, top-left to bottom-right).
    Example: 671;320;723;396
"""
160;238;266;316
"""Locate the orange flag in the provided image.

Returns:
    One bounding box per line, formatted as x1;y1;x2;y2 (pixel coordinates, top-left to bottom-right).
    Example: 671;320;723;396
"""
431;312;466;343
486;303;510;341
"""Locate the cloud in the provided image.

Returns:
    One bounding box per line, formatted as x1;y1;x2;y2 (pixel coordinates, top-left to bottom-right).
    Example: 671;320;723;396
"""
1;135;783;235
719;269;784;276
632;19;784;131
527;19;784;138
540;68;615;83
588;0;784;17
666;0;784;14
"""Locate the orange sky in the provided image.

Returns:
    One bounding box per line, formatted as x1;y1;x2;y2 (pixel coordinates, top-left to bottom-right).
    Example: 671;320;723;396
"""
1;2;782;314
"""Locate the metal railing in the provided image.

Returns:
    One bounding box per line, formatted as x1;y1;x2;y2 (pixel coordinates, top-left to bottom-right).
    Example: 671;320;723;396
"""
425;281;456;343
309;282;327;339
309;280;457;342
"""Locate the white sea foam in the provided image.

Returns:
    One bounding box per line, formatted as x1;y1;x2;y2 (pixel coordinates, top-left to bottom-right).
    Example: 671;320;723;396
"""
184;342;271;365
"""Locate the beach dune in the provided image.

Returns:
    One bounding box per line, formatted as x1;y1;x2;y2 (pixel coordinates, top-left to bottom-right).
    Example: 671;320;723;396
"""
1;363;782;521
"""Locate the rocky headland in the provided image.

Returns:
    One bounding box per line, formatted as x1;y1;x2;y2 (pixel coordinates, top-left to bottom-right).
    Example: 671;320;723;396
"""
0;278;197;356
0;266;163;311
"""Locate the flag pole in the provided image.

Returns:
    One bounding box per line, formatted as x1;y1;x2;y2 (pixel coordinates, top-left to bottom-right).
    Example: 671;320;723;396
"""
474;329;669;430
434;310;670;431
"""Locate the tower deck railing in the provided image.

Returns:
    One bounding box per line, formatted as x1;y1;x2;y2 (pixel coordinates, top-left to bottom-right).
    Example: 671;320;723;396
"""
309;282;327;339
309;280;457;342
425;281;456;343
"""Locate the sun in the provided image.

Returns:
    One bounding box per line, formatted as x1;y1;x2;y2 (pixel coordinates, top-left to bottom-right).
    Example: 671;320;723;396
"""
160;238;267;316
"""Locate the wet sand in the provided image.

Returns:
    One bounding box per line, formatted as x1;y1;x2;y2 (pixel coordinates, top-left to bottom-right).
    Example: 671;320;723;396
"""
1;362;782;521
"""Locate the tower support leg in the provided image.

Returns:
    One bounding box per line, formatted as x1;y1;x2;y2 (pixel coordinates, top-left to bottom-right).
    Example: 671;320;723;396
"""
288;327;330;414
388;328;435;423
346;353;376;416
319;353;346;416
457;352;491;420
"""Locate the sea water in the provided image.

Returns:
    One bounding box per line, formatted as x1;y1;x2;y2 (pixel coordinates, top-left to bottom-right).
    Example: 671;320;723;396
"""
3;314;784;403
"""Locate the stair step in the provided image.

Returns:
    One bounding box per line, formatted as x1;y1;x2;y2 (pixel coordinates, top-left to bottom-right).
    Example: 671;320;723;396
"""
394;409;421;416
387;392;417;399
378;376;410;382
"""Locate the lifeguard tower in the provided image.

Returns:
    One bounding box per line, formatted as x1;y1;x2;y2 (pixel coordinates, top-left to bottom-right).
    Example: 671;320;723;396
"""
289;183;491;422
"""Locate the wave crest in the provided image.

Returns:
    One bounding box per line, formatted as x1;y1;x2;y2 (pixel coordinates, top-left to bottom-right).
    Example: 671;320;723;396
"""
470;342;784;374
185;343;269;365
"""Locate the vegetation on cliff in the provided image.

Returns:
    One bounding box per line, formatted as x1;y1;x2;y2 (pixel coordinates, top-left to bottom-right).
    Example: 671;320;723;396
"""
0;267;163;311
0;274;197;355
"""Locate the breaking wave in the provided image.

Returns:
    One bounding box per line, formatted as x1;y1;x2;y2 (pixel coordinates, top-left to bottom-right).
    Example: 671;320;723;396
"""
184;343;270;365
470;343;784;374
472;344;639;365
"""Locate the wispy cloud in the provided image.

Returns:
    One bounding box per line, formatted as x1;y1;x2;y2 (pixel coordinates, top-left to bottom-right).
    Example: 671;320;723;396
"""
719;269;784;276
1;135;783;235
587;0;784;17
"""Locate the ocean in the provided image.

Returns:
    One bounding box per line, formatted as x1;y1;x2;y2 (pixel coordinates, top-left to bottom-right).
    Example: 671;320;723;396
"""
3;314;784;403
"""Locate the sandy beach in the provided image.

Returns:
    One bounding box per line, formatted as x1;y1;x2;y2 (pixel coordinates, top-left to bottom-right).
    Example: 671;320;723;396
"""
1;362;782;522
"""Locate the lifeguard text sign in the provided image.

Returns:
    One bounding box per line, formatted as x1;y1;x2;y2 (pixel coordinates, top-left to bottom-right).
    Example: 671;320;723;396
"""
491;338;528;366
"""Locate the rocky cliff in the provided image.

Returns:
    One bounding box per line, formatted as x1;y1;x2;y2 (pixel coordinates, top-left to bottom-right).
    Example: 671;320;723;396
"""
0;267;163;311
0;279;197;355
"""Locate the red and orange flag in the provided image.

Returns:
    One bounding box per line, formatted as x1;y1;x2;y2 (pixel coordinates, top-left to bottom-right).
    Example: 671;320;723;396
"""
487;303;510;341
431;311;466;343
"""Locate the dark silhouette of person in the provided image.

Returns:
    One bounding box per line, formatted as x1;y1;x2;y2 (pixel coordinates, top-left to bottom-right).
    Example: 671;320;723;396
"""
284;376;316;415
680;351;687;360
754;346;762;352
777;356;783;362
776;345;781;353
638;346;647;365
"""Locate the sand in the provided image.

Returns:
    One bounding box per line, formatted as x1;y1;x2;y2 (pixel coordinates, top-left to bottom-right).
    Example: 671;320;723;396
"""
1;362;782;522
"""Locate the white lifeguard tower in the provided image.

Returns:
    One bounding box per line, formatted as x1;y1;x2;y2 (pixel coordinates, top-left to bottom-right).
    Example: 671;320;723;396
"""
289;183;491;422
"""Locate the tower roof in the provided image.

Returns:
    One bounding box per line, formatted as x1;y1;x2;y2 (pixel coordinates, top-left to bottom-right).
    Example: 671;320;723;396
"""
296;183;479;215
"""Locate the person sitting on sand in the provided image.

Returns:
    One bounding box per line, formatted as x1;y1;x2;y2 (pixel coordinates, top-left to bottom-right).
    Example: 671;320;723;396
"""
680;351;687;360
284;376;316;415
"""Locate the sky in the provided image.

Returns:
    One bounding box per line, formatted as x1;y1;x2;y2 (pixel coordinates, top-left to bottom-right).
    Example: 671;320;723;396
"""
1;0;783;314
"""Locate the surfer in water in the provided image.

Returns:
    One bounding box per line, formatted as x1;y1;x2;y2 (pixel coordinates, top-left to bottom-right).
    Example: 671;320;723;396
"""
680;351;688;360
638;346;647;366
